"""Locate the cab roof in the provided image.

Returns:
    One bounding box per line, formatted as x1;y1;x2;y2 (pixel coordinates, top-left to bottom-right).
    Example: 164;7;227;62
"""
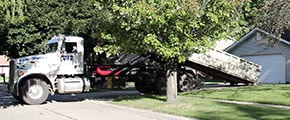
46;35;83;44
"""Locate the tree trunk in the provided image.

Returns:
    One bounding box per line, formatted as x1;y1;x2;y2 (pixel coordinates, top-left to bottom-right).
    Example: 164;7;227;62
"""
166;59;178;103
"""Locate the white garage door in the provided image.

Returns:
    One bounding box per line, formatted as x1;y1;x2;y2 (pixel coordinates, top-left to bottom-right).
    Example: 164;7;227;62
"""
243;54;285;83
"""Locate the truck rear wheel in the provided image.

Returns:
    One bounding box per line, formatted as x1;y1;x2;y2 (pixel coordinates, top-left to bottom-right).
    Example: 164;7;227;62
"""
20;78;49;105
178;70;198;92
135;80;154;94
155;75;167;95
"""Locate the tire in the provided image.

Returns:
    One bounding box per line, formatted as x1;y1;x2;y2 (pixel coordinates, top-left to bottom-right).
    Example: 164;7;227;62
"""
155;75;167;95
178;69;202;92
20;78;49;105
230;82;237;86
135;80;154;94
12;95;22;102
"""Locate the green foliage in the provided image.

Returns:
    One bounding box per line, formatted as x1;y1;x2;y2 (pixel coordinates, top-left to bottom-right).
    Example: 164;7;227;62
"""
246;0;290;37
97;0;248;61
1;0;25;24
1;0;101;58
0;0;288;60
0;0;257;61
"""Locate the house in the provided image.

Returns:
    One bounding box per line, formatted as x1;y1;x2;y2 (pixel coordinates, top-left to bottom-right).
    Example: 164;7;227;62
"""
0;55;9;81
225;28;290;84
0;55;9;65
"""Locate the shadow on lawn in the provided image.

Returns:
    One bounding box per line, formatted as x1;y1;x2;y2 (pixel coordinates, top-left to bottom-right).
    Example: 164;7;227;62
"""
112;94;166;102
182;84;285;97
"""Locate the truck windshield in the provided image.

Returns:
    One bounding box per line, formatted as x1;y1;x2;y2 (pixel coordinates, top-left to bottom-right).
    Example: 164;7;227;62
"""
46;43;58;53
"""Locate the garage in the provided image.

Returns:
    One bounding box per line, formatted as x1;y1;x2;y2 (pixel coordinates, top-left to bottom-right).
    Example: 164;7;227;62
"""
225;28;290;83
243;54;286;83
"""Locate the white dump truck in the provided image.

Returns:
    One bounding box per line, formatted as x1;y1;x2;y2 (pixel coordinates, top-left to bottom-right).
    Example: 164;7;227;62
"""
8;34;261;105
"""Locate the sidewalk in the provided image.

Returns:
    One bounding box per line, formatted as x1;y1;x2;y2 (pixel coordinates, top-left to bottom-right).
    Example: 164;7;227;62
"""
215;99;290;109
0;83;196;120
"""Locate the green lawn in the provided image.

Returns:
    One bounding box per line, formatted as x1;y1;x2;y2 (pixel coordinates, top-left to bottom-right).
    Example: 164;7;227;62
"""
110;84;290;120
181;84;290;106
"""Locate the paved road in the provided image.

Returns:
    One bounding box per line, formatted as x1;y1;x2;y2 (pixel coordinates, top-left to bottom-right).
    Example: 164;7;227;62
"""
0;84;194;120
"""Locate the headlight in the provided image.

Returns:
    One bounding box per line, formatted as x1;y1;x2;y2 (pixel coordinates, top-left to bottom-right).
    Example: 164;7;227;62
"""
18;70;24;77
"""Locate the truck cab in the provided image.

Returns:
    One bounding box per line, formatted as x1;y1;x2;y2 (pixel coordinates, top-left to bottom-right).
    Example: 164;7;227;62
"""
8;34;90;105
46;35;84;75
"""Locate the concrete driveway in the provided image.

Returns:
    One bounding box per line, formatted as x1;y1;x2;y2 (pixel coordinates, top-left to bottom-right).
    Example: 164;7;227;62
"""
0;84;194;120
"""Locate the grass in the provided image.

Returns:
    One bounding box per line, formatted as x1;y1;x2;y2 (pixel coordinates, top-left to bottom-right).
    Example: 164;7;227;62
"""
110;84;290;120
181;84;290;106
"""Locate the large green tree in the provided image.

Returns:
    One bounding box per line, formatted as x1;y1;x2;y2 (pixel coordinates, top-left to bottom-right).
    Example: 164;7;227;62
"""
0;0;25;56
246;0;290;44
0;0;264;102
97;0;248;60
95;0;248;102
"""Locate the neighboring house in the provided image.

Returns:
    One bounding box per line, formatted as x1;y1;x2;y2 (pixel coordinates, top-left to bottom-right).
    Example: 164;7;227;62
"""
0;55;9;79
225;28;290;84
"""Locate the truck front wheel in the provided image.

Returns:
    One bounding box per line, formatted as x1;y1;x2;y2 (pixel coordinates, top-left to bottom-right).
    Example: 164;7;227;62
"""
12;95;22;102
20;78;49;105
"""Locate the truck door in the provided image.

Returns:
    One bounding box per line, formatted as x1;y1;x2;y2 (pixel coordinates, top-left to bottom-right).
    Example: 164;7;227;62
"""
58;42;83;74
